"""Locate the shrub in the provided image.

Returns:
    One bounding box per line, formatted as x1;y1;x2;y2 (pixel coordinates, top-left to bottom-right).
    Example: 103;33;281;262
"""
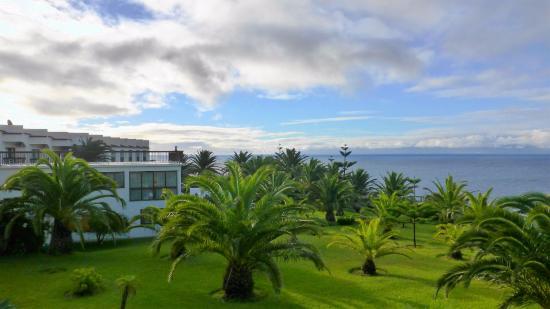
336;217;356;226
0;299;16;309
67;267;104;297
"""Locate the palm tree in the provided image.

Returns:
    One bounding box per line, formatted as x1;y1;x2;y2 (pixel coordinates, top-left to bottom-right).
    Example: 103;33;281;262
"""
436;205;550;308
298;158;326;204
190;149;218;174
377;172;413;198
348;169;376;212
152;162;326;300
274;148;307;178
329;218;410;275
433;223;468;259
116;275;138;309
1;150;124;254
462;189;498;223
365;192;403;231
314;174;354;222
424;176;467;223
72;137;111;162
230;150;253;166
242;155;276;176
497;192;550;214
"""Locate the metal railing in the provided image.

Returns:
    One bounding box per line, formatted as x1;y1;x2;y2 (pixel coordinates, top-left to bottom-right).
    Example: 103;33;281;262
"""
0;151;185;166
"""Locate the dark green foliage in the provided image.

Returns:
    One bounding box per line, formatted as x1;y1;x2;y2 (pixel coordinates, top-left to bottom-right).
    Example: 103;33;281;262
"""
274;148;307;178
436;202;550;308
348;168;376;212
190;149;218;174
424;176;467;224
338;144;356;178
83;212;128;245
67;267;104;297
0;299;16;309
153;162;326;300
72;137;111;162
314;174;354;222
230;150;253;166
0;199;42;256
1;150;124;255
336;217;356;226
378;172;414;198
242;155;276;176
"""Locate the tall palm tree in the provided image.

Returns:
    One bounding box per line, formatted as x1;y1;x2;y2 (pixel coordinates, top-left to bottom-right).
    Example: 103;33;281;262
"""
436;205;550;308
1;150;124;254
329;218;409;275
314;174;354;222
298;158;327;204
242;155;276;176
424;176;467;223
152;162;326;300
349;169;376;212
72;137;111;162
365;192;404;231
377;172;413;198
230;150;253;166
274;148;307;178
462;189;498;223
190;149;218;174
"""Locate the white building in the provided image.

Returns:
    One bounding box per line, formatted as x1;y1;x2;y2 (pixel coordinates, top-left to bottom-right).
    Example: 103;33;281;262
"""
0;123;149;164
0;124;183;239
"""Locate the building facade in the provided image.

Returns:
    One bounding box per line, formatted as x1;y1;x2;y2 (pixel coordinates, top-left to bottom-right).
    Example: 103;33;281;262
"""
0;124;183;239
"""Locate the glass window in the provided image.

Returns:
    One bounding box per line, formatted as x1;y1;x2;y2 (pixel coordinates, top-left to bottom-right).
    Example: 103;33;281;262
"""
129;171;178;201
166;171;177;187
130;172;141;188
102;172;125;188
154;172;165;187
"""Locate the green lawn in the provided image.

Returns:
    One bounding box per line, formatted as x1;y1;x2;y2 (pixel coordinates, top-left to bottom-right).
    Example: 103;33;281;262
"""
0;221;507;308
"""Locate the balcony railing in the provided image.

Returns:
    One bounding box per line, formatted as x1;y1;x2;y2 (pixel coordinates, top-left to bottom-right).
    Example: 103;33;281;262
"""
0;151;186;166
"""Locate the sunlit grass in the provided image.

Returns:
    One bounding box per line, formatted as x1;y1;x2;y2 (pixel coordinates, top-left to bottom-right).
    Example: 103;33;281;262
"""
0;220;507;308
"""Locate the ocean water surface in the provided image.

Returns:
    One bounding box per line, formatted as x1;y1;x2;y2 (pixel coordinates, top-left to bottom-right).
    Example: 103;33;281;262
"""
314;154;550;197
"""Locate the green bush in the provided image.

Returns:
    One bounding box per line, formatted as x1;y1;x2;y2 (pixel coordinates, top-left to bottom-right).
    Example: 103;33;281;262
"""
0;299;16;309
336;217;356;226
67;267;104;297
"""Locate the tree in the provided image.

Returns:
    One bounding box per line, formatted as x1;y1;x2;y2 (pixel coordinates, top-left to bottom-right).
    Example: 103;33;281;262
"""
348;169;376;212
462;189;499;223
242;155;276;176
338;144;357;178
0;198;42;255
116;275;138;309
424;176;467;223
298;158;327;204
329;218;410;275
377;172;413;198
364;192;404;231
190;149;218;174
314;174;354;222
396;201;436;247
230;151;253;166
436;205;550;308
497;192;550;214
433;223;468;259
153;162;326;300
83;212;128;245
72;137;111;162
1;150;124;254
274;148;307;178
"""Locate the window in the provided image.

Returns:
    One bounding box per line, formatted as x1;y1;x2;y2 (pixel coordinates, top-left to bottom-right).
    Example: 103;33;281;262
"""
129;171;177;201
102;172;125;188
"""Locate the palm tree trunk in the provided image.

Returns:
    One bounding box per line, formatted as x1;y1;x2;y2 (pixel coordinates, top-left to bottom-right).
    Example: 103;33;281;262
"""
413;219;417;248
450;250;462;260
325;209;336;223
223;263;254;300
362;258;376;275
49;219;72;255
120;288;128;309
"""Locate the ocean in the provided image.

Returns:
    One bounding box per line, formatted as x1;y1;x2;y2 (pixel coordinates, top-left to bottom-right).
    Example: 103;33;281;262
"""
314;154;550;197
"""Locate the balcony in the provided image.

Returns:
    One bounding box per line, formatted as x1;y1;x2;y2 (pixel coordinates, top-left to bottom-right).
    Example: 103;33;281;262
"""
0;150;186;166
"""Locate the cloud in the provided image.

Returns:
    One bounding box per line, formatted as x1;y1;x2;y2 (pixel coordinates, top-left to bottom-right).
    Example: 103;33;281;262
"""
281;116;372;126
0;0;426;119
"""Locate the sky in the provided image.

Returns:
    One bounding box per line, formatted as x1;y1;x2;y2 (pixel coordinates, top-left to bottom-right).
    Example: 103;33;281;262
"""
0;0;549;154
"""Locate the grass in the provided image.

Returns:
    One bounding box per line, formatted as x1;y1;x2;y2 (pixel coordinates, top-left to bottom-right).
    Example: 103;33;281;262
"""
0;220;508;308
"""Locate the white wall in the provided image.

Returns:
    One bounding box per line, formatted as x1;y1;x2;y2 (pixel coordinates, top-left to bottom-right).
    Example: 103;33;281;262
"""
0;162;182;240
